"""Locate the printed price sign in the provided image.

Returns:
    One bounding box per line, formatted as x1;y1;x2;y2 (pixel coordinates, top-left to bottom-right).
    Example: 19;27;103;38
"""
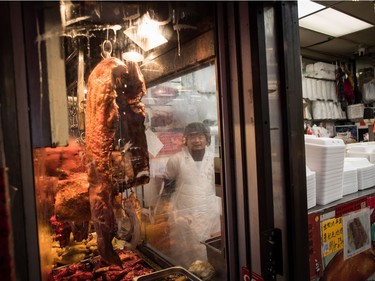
342;208;371;260
321;217;344;257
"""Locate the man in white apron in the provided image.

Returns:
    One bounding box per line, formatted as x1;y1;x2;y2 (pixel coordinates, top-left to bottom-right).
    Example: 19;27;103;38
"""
164;122;221;267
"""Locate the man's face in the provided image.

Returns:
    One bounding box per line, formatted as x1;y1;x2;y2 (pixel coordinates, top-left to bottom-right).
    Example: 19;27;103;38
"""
186;132;207;151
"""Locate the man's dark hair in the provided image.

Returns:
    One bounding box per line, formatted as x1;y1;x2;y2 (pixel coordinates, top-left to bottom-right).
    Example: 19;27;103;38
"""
184;122;211;145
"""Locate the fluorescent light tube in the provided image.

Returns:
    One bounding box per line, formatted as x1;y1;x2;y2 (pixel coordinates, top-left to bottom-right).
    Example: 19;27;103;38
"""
298;0;325;18
299;8;373;37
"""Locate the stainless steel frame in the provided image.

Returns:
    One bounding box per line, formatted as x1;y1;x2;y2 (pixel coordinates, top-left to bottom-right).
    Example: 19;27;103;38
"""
216;2;309;281
0;2;42;281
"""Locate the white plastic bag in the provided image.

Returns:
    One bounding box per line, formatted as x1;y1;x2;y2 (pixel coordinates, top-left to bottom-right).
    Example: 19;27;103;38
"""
362;79;375;104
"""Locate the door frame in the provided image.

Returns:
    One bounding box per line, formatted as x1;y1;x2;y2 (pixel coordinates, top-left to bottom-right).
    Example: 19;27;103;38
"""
216;2;309;280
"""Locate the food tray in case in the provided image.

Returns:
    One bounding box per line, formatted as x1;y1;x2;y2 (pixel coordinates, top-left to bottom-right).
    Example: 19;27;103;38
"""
133;266;202;281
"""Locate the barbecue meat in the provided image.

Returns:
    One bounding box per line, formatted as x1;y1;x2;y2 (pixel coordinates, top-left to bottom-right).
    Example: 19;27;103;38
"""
85;57;149;266
49;249;154;281
86;57;124;267
44;138;85;179
114;61;149;189
54;173;91;222
50;215;72;248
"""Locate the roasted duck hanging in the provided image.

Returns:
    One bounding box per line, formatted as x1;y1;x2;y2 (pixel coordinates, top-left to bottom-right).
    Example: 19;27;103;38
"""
85;57;149;266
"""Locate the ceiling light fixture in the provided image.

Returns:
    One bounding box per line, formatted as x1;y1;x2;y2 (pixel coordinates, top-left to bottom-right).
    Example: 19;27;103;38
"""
124;12;168;52
297;0;325;18
122;43;144;63
298;0;373;37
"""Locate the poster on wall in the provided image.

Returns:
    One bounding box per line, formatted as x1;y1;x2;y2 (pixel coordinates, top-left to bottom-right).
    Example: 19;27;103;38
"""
342;207;371;260
319;207;375;281
321;217;344;257
334;125;358;142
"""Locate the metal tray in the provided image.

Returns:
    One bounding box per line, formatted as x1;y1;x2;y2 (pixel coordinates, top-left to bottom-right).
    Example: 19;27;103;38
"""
201;236;225;281
133;266;202;281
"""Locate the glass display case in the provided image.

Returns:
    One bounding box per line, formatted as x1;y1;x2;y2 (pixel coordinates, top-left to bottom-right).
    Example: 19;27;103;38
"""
138;63;223;270
26;1;224;280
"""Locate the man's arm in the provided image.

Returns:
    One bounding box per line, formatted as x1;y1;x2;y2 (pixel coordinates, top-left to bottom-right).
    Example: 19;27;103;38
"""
163;154;179;195
164;178;176;195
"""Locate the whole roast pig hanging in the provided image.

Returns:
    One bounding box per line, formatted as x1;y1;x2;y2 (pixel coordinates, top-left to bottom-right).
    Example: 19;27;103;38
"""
85;57;149;266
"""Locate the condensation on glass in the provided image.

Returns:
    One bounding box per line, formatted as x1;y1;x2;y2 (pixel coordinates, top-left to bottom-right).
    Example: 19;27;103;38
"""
30;2;225;281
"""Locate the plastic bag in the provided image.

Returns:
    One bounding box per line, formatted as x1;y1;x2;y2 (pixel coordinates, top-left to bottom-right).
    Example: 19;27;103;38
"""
362;79;375;104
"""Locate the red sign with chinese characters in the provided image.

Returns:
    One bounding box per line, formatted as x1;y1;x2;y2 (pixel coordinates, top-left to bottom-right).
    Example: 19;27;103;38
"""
308;212;323;279
335;198;367;218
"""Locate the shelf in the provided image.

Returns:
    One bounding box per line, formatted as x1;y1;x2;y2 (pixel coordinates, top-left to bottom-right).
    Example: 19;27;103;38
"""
308;186;375;214
305;119;347;122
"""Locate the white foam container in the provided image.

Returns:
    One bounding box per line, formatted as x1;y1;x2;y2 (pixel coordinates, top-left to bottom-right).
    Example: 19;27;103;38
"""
342;161;358;196
346;142;375;164
344;157;375;190
306;166;316;209
305;136;345;205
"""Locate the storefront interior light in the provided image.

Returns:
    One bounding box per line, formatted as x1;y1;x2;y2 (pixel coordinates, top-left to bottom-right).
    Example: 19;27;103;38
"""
298;0;373;37
124;12;168;52
122;43;144;63
297;0;325;18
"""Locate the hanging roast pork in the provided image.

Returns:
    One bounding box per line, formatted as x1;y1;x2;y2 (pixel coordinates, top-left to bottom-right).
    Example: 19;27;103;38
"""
85;57;149;266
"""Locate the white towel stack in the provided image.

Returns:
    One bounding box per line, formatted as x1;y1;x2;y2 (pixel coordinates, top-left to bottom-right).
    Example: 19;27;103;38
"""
342;161;358;196
306;166;316;209
305;136;345;205
344;157;375;190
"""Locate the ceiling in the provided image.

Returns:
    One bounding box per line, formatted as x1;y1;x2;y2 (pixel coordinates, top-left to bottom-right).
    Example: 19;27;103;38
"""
60;1;374;67
299;1;375;65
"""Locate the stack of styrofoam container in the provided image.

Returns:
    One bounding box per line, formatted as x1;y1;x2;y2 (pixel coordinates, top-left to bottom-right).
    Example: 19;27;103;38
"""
344;157;375;190
305;136;345;205
306;166;316;209
342;160;358;196
313;62;336;80
346;142;375;164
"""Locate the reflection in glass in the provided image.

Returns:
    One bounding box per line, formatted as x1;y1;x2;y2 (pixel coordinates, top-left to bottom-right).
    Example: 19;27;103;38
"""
140;64;222;273
30;1;222;280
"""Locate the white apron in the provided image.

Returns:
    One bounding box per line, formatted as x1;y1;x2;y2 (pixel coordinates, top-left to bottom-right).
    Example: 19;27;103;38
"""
167;149;221;265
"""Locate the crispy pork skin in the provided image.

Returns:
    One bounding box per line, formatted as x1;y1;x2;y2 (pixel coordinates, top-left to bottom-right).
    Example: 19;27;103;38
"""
54;173;91;222
85;57;149;266
86;57;124;267
114;61;149;189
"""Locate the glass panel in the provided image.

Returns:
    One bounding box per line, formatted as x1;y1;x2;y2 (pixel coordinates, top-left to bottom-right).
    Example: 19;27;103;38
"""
140;63;221;266
29;2;224;280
